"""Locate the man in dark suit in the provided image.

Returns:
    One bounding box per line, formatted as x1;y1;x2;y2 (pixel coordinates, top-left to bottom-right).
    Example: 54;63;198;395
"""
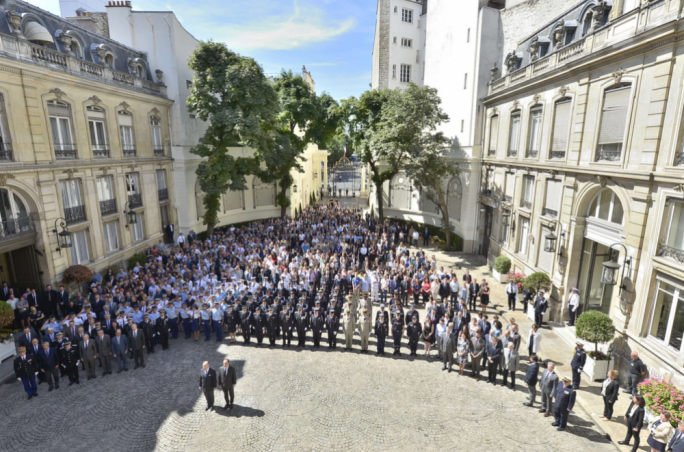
17;326;37;351
79;333;98;380
470;330;486;381
667;421;684;452
0;282;10;301
14;346;38;399
60;340;80;385
38;342;60;391
533;291;548;328
42;285;58;318
523;355;539;407
95;329;112;375
570;341;587;389
56;285;69;319
199;361;217;411
111;329;129;373
127;323;146;369
218;358;237;410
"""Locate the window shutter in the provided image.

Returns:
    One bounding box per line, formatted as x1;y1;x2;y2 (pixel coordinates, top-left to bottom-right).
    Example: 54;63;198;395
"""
489;116;499;150
545;180;562;211
598;87;630;145
551;100;571;152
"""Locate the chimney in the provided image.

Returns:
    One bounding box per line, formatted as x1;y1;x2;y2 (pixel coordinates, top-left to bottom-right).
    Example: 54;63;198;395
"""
106;1;133;47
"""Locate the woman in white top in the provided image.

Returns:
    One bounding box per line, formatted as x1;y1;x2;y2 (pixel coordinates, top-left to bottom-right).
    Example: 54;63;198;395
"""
528;323;542;357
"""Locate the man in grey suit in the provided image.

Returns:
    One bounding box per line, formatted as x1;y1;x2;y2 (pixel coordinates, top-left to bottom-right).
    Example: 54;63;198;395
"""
95;329;112;376
470;330;486;381
502;342;520;390
127;323;146;369
440;323;456;372
218;358;237;410
199;361;217;411
539;361;559;417
79;333;98;380
111;329;129;373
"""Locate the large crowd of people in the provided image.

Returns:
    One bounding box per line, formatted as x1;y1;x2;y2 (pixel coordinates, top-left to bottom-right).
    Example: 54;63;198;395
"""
7;200;674;448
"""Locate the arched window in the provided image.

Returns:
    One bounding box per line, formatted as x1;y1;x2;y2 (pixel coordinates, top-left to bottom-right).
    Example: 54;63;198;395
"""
70;39;83;59
223;190;243;212
0;187;30;234
582;11;593;36
447;177;463;222
195;180;206;220
588;189;624;225
104;54;114;69
150;116;163;155
118;111;136;157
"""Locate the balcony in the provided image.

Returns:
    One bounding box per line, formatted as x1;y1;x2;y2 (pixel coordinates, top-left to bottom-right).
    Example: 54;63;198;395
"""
542;207;558;217
0;143;13;162
123;147;137;158
55;145;78;160
128;193;143;208
92;146;110;158
657;244;684;264
487;149;496;156
520;200;532;209
153;147;165;157
158;188;169;201
595;147;622;162
64;205;87;225
504;195;512;203
525;150;539;159
549;151;566;160
100;199;117;216
0;216;35;242
507;150;518;158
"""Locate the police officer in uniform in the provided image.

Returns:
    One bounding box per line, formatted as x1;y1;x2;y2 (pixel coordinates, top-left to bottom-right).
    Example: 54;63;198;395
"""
357;308;372;353
295;306;308;348
240;305;252;344
266;306;278;346
14;346;38;399
326;308;339;349
280;304;294;347
141;314;157;352
567;288;580;326
310;308;324;348
374;312;388;355
570;341;587;389
343;309;355;351
552;376;576;431
407;314;422;356
392;311;405;356
253;306;265;345
60;339;80;385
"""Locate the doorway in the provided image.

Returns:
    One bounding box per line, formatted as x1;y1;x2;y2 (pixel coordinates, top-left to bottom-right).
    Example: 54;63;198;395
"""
481;206;493;256
577;238;617;314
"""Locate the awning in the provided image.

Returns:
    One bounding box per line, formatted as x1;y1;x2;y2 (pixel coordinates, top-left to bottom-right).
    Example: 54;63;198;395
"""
24;22;54;46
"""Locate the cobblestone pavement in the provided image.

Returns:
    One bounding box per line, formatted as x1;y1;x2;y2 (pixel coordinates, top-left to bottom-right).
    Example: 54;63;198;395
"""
0;330;616;452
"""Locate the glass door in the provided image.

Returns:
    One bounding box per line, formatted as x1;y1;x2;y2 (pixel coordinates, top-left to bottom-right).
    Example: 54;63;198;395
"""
577;238;616;315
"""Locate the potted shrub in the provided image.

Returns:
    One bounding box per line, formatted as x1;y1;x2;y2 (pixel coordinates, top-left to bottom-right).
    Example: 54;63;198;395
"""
575;310;616;381
638;378;684;425
523;272;552;324
0;301;16;360
63;264;94;293
492;256;512;284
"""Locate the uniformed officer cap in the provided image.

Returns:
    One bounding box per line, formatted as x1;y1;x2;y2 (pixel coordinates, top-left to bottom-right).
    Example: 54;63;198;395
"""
412;315;418;319
571;287;578;292
561;376;571;382
576;341;584;346
143;314;149;318
315;300;320;304
56;332;63;336
64;340;71;345
380;304;385;308
18;346;26;352
49;314;56;319
256;307;262;311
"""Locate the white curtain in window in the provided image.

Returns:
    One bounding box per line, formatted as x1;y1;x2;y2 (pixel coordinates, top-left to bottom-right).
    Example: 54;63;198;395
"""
89;121;107;150
70;229;90;264
151;119;162;148
509;113;521;152
551;100;571;153
528;108;542;152
60;180;83;209
505;172;515;198
156;171;167;191
598;86;630;145
120;126;134;151
133;213;144;241
667;202;684;250
50;117;72;148
545;180;562;212
523;176;535;203
538;225;554;272
519;217;530;255
489;116;499;151
103;221;119;252
96;176;115;202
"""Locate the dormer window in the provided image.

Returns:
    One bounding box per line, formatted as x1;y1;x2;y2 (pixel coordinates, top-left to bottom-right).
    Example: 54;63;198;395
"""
104;54;114;69
24;21;54;46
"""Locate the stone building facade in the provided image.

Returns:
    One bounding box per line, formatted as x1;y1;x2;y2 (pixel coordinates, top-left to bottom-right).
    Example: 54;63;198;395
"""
481;0;684;386
0;0;174;288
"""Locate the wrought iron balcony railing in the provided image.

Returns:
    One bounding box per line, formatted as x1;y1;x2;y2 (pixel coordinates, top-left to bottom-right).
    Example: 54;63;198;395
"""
128;193;143;208
100;199;117;216
64;205;86;224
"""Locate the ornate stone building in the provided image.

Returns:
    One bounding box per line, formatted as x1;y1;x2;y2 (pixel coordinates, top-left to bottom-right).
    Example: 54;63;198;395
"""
481;0;684;385
0;0;174;288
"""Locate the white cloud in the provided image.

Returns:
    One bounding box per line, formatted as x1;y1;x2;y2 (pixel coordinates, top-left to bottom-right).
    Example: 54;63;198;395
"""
306;62;341;67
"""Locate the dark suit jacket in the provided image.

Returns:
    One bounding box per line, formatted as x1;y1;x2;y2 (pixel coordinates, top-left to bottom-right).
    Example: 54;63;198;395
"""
111;335;129;356
200;368;217;391
39;347;59;370
625;402;645;429
57;290;69;307
603;379;620;403
17;333;36;351
524;362;539;385
218;366;237;388
79;340;98;360
128;330;145;350
95;335;112;356
668;432;684;452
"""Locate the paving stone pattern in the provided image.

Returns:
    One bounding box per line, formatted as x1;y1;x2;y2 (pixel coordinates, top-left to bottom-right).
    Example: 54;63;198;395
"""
0;330;616;452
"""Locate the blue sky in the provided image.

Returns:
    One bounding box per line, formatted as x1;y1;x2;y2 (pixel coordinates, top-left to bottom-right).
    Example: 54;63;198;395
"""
32;0;377;100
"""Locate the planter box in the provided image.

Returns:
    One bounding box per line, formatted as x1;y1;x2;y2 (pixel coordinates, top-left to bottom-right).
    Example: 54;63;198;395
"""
492;269;509;284
526;305;551;324
583;354;611;381
0;337;15;362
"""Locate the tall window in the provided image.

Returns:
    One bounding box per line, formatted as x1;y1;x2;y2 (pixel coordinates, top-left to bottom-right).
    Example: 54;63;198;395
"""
70;229;90;264
48;100;76;159
659;200;684;261
508;111;521;157
622;0;638;14
118;111;135;157
550;98;571;159
649;277;684;352
132;213;144;241
582;12;593;36
103;221;119;253
488;115;499;155
596;85;631;162
521;176;534;208
526;107;542;158
484;169;494;195
96;176;117;216
402;8;413;23
464;73;468;90
504;172;515;203
543;180;562;217
518;216;530;255
0;95;13;161
156;170;168;200
588;189;624;225
126;173;142;207
87;106;108;158
500;211;511;244
401;38;412;47
151;116;163;156
392;65;397;79
400;64;411;83
60;180;86;224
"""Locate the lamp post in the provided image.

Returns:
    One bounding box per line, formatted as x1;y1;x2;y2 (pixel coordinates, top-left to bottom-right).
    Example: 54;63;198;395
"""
600;243;631;295
52;218;72;254
124;202;137;229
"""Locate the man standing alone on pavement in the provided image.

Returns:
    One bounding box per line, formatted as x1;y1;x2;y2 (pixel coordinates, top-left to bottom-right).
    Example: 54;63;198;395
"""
571;341;587;389
218;358;237;411
567;288;580;326
199;361;217;411
505;280;518;312
625;351;646;395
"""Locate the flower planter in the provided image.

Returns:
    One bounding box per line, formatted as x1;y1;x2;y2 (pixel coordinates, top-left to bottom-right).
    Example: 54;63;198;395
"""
526;305;550;324
492;269;508;284
0;336;15;361
645;408;659;425
582;354;611;381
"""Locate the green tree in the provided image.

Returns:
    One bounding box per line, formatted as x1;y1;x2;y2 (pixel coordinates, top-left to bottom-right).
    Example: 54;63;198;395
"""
187;41;278;234
341;89;394;220
327;132;351;167
260;70;340;218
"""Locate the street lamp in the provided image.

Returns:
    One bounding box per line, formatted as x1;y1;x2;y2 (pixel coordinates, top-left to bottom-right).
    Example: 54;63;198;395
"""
124;202;137;229
293;184;298;193
544;230;566;256
52;218;72;254
600;243;631;294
